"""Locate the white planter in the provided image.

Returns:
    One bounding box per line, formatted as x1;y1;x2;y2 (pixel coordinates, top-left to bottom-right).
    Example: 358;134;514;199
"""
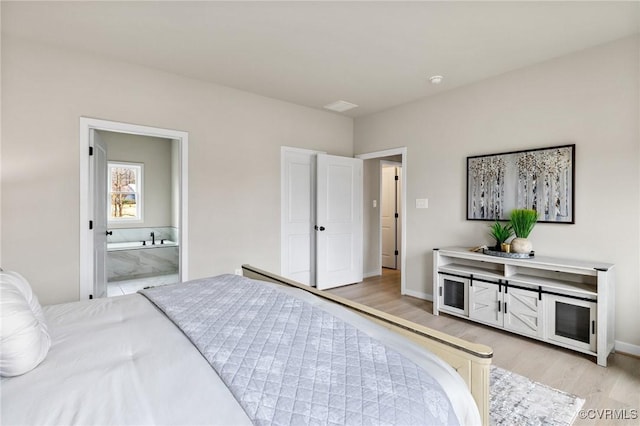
511;237;532;254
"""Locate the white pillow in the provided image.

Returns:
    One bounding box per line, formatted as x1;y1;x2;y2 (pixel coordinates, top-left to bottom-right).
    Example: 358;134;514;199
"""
0;270;51;377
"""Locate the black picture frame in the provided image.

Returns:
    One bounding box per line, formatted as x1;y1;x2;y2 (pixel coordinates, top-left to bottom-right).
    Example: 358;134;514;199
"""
467;144;575;224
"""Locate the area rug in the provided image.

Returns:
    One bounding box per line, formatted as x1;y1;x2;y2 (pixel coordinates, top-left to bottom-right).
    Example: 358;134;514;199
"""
490;366;585;426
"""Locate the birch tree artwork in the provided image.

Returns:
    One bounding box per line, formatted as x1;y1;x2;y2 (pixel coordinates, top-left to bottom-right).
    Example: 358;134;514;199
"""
468;155;506;220
468;145;574;223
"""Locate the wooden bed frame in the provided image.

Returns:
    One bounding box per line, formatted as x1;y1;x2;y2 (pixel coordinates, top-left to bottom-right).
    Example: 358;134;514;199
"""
242;265;493;425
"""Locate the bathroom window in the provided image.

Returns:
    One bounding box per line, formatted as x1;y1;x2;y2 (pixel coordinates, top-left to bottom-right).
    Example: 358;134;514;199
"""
108;162;143;222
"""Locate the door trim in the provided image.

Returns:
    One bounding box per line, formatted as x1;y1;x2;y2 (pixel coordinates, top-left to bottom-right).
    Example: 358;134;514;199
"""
356;147;407;296
79;117;189;300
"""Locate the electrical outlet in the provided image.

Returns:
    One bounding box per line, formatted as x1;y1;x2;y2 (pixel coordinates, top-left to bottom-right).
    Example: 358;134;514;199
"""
234;269;242;276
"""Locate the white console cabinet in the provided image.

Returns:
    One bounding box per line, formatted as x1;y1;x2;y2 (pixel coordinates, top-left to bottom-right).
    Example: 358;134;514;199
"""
433;247;615;366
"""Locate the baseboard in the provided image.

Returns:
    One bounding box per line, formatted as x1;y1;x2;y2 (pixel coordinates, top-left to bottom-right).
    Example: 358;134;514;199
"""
403;288;433;302
363;270;380;279
615;340;640;357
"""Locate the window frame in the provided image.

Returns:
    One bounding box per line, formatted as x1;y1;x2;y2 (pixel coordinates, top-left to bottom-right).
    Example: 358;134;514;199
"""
108;161;144;224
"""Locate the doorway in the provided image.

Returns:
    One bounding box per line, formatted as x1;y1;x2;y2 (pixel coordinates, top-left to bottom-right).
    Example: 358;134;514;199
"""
79;118;189;300
98;131;179;296
356;148;407;295
381;161;402;270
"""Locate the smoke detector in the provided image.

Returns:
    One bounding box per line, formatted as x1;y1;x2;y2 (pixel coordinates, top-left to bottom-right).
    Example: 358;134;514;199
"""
429;75;444;84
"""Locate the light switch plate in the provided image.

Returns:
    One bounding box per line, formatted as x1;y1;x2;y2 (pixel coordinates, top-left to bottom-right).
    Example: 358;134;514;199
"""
373;200;377;208
416;198;429;209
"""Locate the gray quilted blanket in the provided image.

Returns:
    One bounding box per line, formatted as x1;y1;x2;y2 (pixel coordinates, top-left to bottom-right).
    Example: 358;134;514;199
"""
140;275;458;425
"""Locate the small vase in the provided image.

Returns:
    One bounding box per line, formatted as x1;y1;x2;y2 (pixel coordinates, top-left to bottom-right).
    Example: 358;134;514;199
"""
511;237;532;254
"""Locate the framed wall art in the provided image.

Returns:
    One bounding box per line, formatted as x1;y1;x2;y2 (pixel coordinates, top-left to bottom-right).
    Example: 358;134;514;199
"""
467;144;575;223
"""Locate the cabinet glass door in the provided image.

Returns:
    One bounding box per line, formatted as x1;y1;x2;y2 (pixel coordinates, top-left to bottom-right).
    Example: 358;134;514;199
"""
438;274;469;316
546;295;596;352
556;302;590;342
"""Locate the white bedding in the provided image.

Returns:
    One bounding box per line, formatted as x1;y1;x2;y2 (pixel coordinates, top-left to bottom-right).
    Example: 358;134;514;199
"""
1;279;480;426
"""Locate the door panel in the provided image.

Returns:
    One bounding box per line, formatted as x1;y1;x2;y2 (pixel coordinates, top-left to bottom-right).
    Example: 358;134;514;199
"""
91;130;108;298
288;234;311;275
381;165;397;269
325;233;353;272
469;280;501;326
281;149;318;285
396;167;402;269
504;287;543;338
316;154;363;290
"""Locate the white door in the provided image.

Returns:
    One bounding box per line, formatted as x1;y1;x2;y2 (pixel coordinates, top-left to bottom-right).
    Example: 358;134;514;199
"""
281;148;320;285
381;163;400;269
315;154;363;290
90;130;108;298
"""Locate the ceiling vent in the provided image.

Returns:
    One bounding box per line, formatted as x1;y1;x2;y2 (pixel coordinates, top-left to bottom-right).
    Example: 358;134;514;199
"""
323;100;358;113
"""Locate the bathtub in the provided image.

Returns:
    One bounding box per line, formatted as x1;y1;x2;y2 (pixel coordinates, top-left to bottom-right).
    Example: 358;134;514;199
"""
107;240;179;282
108;240;178;251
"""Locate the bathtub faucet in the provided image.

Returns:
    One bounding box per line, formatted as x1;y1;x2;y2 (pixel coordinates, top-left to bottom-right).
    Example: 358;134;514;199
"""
150;231;155;245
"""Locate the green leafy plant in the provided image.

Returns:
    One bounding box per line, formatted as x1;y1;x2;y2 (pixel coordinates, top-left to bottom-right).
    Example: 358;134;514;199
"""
488;221;513;248
509;209;539;238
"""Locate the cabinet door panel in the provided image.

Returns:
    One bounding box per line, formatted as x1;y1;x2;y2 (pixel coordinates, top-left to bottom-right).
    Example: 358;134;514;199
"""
504;287;542;338
469;281;501;326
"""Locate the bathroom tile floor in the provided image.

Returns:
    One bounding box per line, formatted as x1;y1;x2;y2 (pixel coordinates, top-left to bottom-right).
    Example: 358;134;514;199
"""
107;273;179;297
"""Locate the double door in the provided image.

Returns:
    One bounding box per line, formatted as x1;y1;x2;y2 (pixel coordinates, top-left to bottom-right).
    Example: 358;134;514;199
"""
281;148;363;290
469;279;543;338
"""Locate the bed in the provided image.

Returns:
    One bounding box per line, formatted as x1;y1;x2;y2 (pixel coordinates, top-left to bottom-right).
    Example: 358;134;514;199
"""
1;265;492;425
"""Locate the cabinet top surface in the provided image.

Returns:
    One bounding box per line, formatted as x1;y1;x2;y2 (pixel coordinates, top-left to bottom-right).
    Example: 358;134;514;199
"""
436;247;614;271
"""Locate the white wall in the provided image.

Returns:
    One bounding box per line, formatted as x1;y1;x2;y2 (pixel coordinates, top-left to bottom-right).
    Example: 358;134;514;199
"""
100;131;173;228
355;36;640;348
1;36;353;304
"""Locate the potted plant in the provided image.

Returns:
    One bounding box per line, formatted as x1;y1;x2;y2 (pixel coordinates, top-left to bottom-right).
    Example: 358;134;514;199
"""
509;209;538;253
488;221;513;251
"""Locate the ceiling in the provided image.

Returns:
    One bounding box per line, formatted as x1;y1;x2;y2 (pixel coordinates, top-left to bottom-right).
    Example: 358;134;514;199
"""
2;1;639;117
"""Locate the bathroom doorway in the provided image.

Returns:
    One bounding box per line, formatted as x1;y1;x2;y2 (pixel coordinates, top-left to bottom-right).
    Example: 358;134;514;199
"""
98;131;180;296
79;118;189;300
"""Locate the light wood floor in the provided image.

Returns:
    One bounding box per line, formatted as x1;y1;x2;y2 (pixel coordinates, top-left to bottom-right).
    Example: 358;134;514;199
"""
328;269;640;425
